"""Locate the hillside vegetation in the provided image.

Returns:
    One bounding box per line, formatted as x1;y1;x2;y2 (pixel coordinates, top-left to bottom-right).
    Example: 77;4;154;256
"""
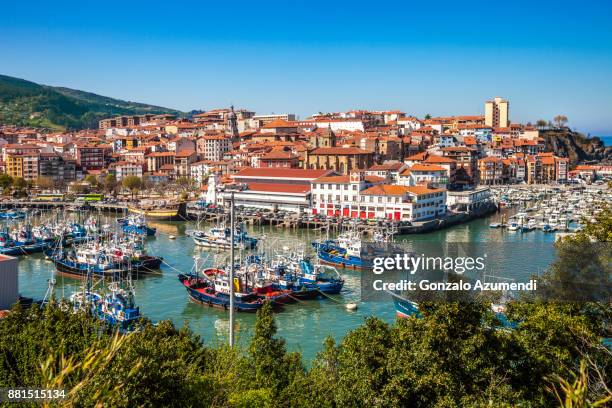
0;74;182;130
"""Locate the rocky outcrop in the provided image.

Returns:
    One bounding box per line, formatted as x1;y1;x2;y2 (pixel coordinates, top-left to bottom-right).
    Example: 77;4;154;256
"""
540;129;612;165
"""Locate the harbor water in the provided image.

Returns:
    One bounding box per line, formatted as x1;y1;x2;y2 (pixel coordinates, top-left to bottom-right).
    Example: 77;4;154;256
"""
14;210;558;361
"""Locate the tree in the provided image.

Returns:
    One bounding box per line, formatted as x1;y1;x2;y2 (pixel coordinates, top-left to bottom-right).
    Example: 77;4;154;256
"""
536;119;548;129
0;173;13;191
122;175;143;199
554;115;568;128
34;176;54;190
84;174;98;188
12;177;27;190
424;113;432;120
103;174;117;195
175;176;194;193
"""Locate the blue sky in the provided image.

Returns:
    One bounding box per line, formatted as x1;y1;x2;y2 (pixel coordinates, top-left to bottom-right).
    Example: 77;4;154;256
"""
1;0;612;134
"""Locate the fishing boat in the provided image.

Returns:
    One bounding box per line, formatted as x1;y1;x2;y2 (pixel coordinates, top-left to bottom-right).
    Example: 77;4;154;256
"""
70;282;141;331
312;230;370;269
46;244;125;279
246;257;320;300
389;291;420;318
390;291;515;328
295;259;344;294
0;227;55;256
107;236;163;271
128;200;187;221
117;215;157;236
186;225;258;250
0;210;26;220
178;268;264;312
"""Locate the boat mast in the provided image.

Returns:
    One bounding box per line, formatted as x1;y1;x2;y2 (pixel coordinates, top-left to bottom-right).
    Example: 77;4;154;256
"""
229;191;235;347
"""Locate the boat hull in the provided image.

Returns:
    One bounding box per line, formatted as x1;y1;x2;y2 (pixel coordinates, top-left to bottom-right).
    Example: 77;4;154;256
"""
178;274;264;312
128;202;187;221
389;292;420;318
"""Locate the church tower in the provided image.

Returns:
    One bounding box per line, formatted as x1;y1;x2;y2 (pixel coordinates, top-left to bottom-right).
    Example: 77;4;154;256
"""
315;124;336;148
226;105;240;142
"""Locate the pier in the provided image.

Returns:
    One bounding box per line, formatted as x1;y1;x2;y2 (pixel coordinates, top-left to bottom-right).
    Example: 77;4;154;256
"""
0;198;498;236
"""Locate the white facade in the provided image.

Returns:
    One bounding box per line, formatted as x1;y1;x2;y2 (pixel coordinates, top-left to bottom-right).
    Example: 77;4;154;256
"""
446;187;492;210
190;162;212;184
115;163;143;181
312;120;365;132
199;136;231;162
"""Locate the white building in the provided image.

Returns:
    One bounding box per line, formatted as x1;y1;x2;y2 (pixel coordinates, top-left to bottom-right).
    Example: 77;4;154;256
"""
190;161;212;184
113;162;143;181
198;135;232;162
311;172;446;222
446;187;492;211
311;119;365;132
398;163;448;187
357;185;446;222
311;172;385;217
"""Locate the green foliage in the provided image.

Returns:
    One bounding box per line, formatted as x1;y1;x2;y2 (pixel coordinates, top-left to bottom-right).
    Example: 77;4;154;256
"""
84;174;98;188
122;176;142;199
0;74;182;130
0;173;13;190
12;177;27;190
104;174;117;194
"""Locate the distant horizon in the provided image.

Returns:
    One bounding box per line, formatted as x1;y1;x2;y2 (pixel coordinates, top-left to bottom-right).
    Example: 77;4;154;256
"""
1;0;611;135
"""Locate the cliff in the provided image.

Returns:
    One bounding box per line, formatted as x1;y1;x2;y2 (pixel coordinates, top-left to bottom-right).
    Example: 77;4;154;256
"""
540;129;611;165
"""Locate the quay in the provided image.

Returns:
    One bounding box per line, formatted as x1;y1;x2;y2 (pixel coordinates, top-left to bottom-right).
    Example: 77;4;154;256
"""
0;198;498;236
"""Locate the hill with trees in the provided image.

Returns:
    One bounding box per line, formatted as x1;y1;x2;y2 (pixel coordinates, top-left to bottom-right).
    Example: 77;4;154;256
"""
0;74;183;130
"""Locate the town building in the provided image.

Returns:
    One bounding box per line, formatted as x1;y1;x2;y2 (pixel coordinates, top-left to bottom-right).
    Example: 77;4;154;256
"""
485;97;509;128
477;157;505;185
112;161;143;181
221;168;333;212
39;153;76;183
197;135;231;161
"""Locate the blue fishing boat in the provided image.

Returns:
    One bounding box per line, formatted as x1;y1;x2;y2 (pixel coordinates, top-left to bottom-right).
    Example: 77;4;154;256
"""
312;230;370;269
117;215;157;236
297;259;344;294
389;291;420;318
0;210;26;220
71;284;141;331
46;245;125;279
389;291;517;328
0;228;54;256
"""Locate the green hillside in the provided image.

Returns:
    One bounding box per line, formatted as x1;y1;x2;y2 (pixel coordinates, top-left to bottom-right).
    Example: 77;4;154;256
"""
0;74;183;130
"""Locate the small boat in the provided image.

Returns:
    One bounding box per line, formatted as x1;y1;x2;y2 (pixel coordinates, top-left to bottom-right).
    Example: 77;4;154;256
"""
296;259;344;294
489;222;502;228
187;226;258;250
507;222;520;232
117;215;157;237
